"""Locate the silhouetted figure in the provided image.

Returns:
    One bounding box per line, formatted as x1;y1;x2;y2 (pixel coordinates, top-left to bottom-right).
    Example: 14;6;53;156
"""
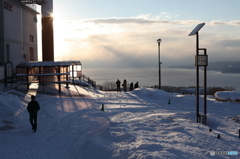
130;82;133;91
27;95;40;132
122;79;127;92
134;81;139;89
116;79;121;92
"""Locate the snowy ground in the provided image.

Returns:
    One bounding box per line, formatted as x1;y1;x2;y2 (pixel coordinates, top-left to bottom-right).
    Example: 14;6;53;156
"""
0;83;239;159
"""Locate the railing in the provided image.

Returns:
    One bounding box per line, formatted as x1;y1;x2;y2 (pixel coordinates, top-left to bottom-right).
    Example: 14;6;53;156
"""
72;75;96;87
0;61;13;87
25;4;37;11
20;0;42;5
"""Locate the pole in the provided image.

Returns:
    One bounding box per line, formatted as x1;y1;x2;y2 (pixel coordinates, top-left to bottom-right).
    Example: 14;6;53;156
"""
196;32;199;123
72;65;74;84
204;49;207;125
158;42;161;89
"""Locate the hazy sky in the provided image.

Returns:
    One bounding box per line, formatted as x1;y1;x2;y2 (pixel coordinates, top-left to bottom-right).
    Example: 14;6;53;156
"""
37;0;240;68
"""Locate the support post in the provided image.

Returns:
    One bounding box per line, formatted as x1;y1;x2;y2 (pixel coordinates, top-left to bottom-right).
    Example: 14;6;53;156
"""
204;49;207;125
58;66;61;93
66;66;69;88
4;63;7;87
27;67;29;89
196;32;199;123
72;65;74;84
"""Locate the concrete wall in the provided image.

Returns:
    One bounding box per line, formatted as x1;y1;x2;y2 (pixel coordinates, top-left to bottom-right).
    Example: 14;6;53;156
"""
0;1;5;64
22;2;38;62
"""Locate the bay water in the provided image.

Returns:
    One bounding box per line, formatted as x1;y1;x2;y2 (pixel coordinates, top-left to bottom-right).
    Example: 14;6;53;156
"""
83;68;240;92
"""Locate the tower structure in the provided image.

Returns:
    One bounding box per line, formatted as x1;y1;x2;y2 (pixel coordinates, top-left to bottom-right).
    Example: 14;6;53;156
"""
41;0;54;61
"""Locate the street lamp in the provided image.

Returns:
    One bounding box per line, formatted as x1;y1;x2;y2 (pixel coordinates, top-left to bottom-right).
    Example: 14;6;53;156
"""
157;39;162;89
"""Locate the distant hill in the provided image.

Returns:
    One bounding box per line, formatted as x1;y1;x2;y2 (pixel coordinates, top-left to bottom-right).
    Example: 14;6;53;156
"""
168;61;240;74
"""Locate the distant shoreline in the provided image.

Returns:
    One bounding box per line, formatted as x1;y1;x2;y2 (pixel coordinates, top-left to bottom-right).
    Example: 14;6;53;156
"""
166;67;240;75
168;61;240;74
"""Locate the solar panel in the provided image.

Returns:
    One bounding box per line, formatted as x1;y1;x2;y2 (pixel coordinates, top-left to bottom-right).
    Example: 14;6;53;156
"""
188;23;205;36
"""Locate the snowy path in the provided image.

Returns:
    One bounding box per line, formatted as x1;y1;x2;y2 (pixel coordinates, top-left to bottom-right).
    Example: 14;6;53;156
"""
0;87;240;159
94;91;240;158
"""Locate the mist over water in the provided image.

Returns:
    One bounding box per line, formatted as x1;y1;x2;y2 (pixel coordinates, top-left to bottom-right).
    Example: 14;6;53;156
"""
83;68;240;92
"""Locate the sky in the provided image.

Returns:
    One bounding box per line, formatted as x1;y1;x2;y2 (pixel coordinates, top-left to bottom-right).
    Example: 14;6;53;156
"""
37;0;240;68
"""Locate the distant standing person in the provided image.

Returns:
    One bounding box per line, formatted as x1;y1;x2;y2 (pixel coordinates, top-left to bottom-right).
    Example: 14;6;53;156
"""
27;95;40;132
122;79;127;92
130;82;133;91
134;81;139;89
116;79;121;92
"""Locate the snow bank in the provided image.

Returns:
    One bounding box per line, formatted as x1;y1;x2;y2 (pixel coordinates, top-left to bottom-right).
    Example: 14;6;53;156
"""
131;88;170;99
71;79;93;87
0;92;24;129
215;91;240;102
0;92;24;116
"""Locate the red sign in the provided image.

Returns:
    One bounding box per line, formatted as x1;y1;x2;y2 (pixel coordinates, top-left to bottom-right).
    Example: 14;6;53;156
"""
4;2;13;12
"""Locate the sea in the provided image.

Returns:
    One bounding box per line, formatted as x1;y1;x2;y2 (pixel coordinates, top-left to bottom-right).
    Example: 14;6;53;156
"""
83;68;240;92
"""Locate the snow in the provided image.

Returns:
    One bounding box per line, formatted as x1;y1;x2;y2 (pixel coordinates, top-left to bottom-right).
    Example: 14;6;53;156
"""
0;84;240;159
215;91;240;101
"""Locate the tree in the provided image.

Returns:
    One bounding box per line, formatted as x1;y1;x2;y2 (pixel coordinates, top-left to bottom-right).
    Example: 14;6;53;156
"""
102;81;116;91
224;86;235;91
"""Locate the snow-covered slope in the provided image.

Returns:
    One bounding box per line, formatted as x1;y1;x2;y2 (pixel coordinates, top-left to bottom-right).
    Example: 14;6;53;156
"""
0;86;239;159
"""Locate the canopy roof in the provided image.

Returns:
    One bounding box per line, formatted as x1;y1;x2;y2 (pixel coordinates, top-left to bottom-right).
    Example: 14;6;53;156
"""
16;61;81;67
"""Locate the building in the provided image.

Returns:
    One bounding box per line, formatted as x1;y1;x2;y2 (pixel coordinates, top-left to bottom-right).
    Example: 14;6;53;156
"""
0;0;39;74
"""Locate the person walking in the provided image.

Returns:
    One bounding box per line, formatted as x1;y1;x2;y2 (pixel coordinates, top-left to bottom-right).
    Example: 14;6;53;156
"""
116;79;121;92
27;95;40;132
123;79;127;92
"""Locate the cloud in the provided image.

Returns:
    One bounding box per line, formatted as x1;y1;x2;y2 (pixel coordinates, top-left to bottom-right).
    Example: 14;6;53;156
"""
53;15;240;69
209;20;240;26
209;21;227;25
217;39;240;47
229;21;240;26
226;46;240;51
83;17;170;25
81;15;240;27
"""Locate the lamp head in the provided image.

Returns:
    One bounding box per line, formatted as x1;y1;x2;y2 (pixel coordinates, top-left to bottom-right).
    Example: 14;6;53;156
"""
157;39;162;43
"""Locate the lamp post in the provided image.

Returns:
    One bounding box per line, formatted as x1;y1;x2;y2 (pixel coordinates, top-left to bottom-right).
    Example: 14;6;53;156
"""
157;39;162;89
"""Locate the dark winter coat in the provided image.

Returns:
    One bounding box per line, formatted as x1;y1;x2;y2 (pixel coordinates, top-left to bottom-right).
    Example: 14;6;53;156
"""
116;80;121;87
27;101;40;115
130;83;133;91
134;82;139;89
123;80;127;87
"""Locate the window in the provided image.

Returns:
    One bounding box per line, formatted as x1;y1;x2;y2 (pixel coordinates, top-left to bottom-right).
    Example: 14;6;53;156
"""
6;44;10;61
30;47;34;61
29;35;34;43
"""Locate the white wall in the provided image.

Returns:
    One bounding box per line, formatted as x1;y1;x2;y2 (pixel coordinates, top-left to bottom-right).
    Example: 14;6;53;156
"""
2;0;38;73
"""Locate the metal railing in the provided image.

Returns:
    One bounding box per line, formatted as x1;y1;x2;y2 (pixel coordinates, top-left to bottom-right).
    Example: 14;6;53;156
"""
72;75;96;87
0;61;13;87
20;0;42;5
